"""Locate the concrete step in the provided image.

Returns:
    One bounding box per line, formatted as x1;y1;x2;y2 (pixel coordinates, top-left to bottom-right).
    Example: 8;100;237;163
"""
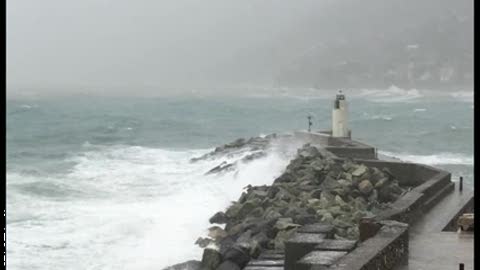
422;181;455;213
295;250;347;270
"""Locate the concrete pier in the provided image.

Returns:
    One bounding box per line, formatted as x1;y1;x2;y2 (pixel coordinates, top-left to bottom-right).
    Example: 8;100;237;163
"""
394;186;474;270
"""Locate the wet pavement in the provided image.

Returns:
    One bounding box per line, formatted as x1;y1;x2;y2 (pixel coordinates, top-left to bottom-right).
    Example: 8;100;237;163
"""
395;184;474;270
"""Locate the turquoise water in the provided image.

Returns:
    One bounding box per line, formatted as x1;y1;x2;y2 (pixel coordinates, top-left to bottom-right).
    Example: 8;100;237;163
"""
6;90;473;269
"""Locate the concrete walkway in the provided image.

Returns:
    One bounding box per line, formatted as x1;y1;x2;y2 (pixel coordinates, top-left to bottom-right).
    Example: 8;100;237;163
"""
395;185;474;270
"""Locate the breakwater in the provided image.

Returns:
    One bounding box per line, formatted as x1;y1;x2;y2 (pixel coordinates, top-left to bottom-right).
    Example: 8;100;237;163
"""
164;132;455;270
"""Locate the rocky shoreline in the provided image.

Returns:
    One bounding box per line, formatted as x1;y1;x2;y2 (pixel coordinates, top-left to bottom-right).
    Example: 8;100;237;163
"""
165;142;409;270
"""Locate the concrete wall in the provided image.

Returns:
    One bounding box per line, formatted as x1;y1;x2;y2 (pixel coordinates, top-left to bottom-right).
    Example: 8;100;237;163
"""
442;194;474;231
324;221;409;270
293;131;378;160
326;146;377;160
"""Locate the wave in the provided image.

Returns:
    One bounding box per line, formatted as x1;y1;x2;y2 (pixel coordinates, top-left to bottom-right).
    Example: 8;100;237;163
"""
449;91;473;103
7;144;296;270
355;85;423;103
413;108;427;112
378;151;473;165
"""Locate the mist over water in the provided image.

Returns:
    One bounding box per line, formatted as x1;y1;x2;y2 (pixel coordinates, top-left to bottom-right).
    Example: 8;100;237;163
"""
7;90;473;269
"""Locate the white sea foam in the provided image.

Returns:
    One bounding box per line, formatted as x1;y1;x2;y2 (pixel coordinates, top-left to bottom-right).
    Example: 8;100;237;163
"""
361;112;393;121
7;144;296;270
357;85;422;103
413;108;427;112
378;151;473;165
449;91;473;103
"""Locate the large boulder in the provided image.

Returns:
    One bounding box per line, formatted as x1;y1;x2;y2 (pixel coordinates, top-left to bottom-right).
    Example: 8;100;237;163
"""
274;218;300;231
209;211;228;224
208;226;227;240
195;237;213;248
352;165;367;177
200;248;222;270
223;245;250;268
358;180;374;195
216;260;241;270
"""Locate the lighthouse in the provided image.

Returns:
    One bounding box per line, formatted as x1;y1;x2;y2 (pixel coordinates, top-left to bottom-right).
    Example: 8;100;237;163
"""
332;91;350;138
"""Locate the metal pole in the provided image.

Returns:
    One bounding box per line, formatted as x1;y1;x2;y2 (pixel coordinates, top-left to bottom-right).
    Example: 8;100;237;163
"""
307;115;312;132
459;176;463;192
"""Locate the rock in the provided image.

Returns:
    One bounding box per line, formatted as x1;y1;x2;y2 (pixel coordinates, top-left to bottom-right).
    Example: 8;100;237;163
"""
352;197;367;210
274;188;293;202
390;182;404;195
227;223;245;236
338;179;352;188
162;260;201;270
218;236;236;256
352;210;367;221
334;195;347;207
205;161;236;175
236;230;254;250
227;138;246;148
284;207;302;218
195;237;213;248
370;168;384;184
310;160;325;172
251;231;270;249
223;245;250;268
273;228;297;250
209;211;228;224
251;190;268;198
341;160;355;172
263;207;282;220
332;188;347;197
352;165;367;177
225;202;242;219
328;206;345;218
216;260;241;270
321;212;335;223
237;199;261;218
208;226;227;240
358;180;374;195
298;145;320;158
333;216;352;229
309;189;323;199
242;151;267;163
250;207;264;217
201;247;222;270
320;176;341;190
274;218;300;231
307;198;320;206
374;177;389;189
368;189;378;202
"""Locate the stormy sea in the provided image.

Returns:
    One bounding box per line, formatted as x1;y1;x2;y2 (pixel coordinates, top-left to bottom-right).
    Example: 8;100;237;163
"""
6;87;473;270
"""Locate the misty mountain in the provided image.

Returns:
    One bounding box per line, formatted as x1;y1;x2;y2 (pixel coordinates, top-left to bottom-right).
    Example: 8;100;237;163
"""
213;0;473;90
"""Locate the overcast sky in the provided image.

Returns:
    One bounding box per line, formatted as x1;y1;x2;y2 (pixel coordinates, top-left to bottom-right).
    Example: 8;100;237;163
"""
7;0;472;97
7;0;331;96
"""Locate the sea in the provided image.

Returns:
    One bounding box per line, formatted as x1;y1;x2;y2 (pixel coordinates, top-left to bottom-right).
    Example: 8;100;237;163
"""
6;86;474;270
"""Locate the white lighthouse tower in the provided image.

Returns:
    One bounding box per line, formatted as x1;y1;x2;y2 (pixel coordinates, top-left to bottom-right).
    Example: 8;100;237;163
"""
332;91;350;138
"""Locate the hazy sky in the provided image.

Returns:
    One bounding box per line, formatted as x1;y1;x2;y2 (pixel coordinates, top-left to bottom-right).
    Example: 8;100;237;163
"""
7;0;472;97
7;0;330;96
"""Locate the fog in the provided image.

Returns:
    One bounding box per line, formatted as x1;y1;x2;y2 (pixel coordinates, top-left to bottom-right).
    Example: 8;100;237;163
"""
7;0;473;97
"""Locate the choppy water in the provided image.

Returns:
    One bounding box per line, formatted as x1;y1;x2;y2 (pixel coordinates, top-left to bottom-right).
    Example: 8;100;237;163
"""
6;87;473;269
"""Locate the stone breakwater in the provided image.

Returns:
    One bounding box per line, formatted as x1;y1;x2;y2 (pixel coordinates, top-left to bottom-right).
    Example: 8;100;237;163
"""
190;134;279;175
165;142;409;270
